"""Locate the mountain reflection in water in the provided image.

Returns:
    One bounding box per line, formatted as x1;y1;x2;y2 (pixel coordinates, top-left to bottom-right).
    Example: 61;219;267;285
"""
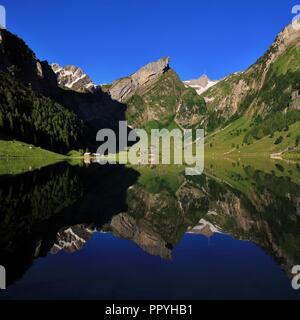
0;159;300;299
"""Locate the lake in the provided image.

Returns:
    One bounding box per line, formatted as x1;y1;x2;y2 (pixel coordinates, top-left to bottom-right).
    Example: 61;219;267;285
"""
0;158;300;299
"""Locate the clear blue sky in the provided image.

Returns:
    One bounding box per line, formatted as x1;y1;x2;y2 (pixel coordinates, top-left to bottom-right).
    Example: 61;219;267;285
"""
1;0;297;84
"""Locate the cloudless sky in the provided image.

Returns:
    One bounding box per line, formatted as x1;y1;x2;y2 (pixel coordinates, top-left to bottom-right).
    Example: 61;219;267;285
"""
1;0;298;84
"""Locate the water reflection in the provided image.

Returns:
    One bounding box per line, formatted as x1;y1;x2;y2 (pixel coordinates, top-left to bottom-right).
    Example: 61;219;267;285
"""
0;159;299;299
0;162;139;287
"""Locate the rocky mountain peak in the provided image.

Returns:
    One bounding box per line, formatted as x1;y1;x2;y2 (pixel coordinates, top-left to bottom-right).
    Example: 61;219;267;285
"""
51;63;95;93
131;56;170;86
197;74;209;86
108;57;170;102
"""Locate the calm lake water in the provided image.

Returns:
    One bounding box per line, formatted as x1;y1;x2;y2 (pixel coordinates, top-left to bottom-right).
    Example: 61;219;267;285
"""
0;159;300;299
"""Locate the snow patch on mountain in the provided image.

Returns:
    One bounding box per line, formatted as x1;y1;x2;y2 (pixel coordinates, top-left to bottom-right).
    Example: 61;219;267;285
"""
184;74;218;95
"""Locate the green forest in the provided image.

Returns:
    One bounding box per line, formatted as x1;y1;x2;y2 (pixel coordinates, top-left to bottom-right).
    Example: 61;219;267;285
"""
0;71;83;153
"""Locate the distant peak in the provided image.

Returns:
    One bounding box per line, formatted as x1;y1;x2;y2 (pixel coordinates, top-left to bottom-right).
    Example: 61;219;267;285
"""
51;63;95;93
198;74;209;81
184;73;219;95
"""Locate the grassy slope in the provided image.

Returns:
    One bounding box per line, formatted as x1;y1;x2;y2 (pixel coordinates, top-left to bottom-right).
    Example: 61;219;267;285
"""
0;139;65;158
235;121;300;155
205;117;250;156
205;117;300;158
202;31;300;153
0;140;82;175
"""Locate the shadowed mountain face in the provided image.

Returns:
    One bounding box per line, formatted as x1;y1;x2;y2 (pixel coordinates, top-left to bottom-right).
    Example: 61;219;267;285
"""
0;29;128;152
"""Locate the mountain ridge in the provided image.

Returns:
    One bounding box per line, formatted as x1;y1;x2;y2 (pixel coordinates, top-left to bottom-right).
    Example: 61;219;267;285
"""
1;22;300;155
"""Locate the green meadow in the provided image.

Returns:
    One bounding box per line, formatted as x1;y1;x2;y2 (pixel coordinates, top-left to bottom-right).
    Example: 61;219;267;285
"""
0;140;82;175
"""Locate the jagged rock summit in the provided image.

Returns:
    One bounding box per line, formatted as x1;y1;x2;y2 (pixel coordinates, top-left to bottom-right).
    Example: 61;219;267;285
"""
107;57;170;101
51;63;95;93
184;74;218;95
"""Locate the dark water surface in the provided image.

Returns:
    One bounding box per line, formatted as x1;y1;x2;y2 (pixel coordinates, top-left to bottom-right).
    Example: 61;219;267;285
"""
0;159;300;299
